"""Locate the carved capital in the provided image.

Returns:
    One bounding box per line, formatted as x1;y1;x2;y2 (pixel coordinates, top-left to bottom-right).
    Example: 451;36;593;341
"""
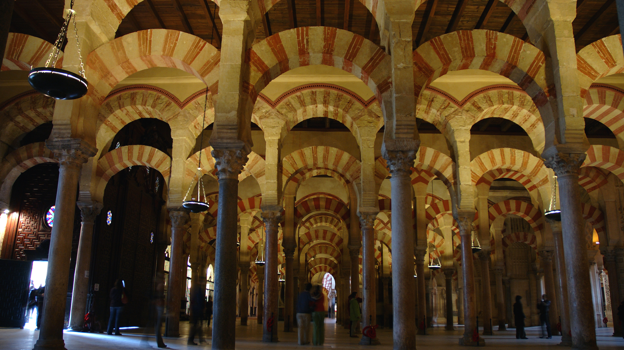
443;268;454;279
455;210;475;235
543;152;585;177
539;250;555;263
261;208;283;229
358;211;378;229
77;202;103;223
283;246;295;259
348;246;361;259
211;148;249;180
477;250;491;262
170;210;190;228
47;139;96;169
383;149;416;177
414;247;427;263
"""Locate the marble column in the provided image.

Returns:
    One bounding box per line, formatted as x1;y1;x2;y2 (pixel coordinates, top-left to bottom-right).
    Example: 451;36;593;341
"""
551;219;571;344
382;277;391;328
359;212;379;344
283;246;295;332
211;148;248;350
349;247;360;295
262;209;281;342
34;142;94;350
239;266;250;325
457;271;465;325
385;150;417;349
540;250;560;335
68;202;102;330
544;152;597;350
165;210;190;337
603;249;622;336
478;251;493;335
444;268;455;330
257;266;264;324
494;266;506;331
457;212;484;346
415;248;427;334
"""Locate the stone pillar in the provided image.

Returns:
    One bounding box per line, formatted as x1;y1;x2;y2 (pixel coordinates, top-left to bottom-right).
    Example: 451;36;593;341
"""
457;271;465;325
544;152;597;350
165;210;190;337
457;211;484;346
382;277;391;328
239;266;250;325
540;250;560;335
478;251;493;335
34;142;94;350
384;150;416;349
359;212;379;344
283;246;295;332
211;148;248;350
494;266;506;331
503;277;513;327
551;220;571;345
603;250;622;336
444;268;454;330
262;209;281;342
257;266;264;324
68;202;102;330
415;248;427;334
349;247;360;295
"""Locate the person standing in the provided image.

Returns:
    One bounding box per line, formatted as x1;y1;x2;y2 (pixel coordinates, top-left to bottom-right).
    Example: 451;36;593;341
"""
107;279;124;335
154;273;167;348
513;295;527;339
538;294;552;339
205;296;213;327
188;285;205;345
348;292;360;338
35;286;45;330
296;283;314;345
311;285;327;346
618;300;624;339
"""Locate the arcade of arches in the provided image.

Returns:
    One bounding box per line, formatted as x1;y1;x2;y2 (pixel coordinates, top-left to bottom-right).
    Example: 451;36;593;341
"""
1;0;624;349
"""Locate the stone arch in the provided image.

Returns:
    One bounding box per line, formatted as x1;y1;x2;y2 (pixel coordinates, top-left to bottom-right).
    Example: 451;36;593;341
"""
305;243;342;261
282;146;361;187
299;229;344;251
295;197;349;222
300;212;345;233
583;145;624;181
0;93;54;147
0;143;57;205
238;197;263;215
580;202;606;243
488;200;544;237
309;265;336;277
185;148;265;192
502;232;537;251
477;168;546;207
425;200;453;221
583;85;624;149
2;33;58;71
308;257;339;271
415;146;455;188
86;29;220;104
94;145;171;201
578;167;608;194
577;35;624;97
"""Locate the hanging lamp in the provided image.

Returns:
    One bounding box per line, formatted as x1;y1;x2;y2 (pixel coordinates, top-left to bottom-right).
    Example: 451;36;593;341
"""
428;246;441;270
255;230;266;266
182;89;210;213
545;175;561;221
471;229;482;253
28;0;88;100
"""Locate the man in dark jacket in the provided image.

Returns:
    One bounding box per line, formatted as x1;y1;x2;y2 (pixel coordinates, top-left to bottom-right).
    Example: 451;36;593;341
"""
296;283;314;345
188;285;205;345
513;295;527;339
538;294;552;339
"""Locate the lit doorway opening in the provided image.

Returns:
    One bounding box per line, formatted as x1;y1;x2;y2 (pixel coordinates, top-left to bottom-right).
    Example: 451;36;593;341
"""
25;261;48;330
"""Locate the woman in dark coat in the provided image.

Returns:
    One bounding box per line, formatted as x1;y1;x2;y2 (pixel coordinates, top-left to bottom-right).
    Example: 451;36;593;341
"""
513;295;527;339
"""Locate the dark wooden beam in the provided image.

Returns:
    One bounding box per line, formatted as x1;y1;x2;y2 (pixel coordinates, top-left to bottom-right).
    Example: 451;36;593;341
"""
575;0;615;41
474;0;497;29
170;0;193;34
0;0;14;61
287;0;297;29
446;0;468;33
261;12;271;38
316;0;323;26
500;120;515;132
12;4;55;43
343;0;351;30
415;0;438;47
369;13;377;42
202;0;221;45
478;119;493;132
500;11;515;33
146;0;166;29
265;13;273;37
610;25;620;36
577;0;588;9
32;0;63;28
127;11;142;32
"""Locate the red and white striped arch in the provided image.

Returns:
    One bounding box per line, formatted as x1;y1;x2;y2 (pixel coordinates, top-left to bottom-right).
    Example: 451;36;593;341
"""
299;229;344;252
488;199;543;236
2;33;58;71
310;264;336;278
0;93;54;147
577;35;624;97
578;167;608;194
583;145;624;181
502;231;537;251
282;146;361;185
309;257;339;271
300;213;345;234
305;243;342;261
415;146;455;187
581;202;606;240
583;85;624;148
295;196;350;222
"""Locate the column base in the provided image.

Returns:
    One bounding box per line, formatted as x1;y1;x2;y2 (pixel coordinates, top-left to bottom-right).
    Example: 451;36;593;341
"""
498;323;506;331
483;329;493;335
33;339;66;350
69;325;84;332
359;335;380;345
560;333;572;347
262;334;278;342
240;318;248;326
445;325;455;331
459;335;485;346
417;328;427;335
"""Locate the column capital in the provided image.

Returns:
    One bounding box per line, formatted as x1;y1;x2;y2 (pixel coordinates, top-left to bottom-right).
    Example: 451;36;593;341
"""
542;152;586;177
494;265;505;274
477;250;491;262
348;246;361;258
77;202;103;223
601;248;620;262
358;211;378;229
443;268;454;279
414;247;427;263
261;206;283;227
382;148;416;177
283;246;296;258
47;139;96;169
455;210;475;235
170;210;190;228
539;250;555;262
211;148;249;180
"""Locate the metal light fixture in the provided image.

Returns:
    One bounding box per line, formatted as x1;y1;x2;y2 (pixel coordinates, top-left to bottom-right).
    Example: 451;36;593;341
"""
545;175;561;221
471;229;482;253
255;230;266;266
428;246;441;270
28;0;88;100
182;89;210;213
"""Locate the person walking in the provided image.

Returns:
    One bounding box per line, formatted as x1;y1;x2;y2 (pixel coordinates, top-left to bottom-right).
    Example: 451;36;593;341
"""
311;285;327;346
205;296;213;328
513;295;527;339
348;292;361;338
296;283;314;345
538;294;552;339
188;285;205;345
35;286;45;330
107;279;125;335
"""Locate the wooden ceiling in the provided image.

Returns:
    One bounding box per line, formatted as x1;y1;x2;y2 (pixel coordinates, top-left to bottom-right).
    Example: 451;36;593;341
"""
8;0;620;52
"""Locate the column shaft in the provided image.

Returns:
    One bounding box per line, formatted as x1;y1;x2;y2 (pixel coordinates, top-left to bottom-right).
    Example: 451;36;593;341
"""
349;249;360;294
360;213;377;336
552;221;571;345
541;251;560;335
479;252;493;335
603;251;622;336
444;269;454;330
416;249;427;334
240;268;249;325
495;269;506;330
457;212;483;346
165;211;189;337
257;267;264;324
262;210;281;342
283;253;294;332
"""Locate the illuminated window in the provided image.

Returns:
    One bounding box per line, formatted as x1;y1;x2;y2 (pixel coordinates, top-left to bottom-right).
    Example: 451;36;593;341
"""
150;232;154;244
45;206;55;227
106;210;112;225
155;177;160;192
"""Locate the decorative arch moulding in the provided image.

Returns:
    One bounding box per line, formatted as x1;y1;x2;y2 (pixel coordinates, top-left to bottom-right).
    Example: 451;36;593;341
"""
105;85;211;110
422;85;528;107
257;83;378;109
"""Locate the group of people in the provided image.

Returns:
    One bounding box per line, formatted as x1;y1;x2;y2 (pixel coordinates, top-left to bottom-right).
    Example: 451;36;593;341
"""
513;294;552;339
296;283;331;345
26;283;45;329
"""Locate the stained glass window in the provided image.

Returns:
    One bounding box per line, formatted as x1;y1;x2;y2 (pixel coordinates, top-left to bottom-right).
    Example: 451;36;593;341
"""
106;210;112;225
115;142;121;149
45;206;55;227
150;232;154;244
155;177;160;192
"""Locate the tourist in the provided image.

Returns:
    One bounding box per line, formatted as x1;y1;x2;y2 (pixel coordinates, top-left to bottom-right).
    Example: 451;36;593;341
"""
188;285;205;345
348;292;360;338
107;279;125;335
205;296;213;327
513;295;527;339
538;294;552;339
311;285;327;346
296;283;314;345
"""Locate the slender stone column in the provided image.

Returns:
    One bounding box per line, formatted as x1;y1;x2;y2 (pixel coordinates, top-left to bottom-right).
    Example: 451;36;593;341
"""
540;250;560;335
478;251;493;335
603;250;622;336
551;220;571;345
358;212;379;344
283;246;295;332
494;266;506;330
34;141;95;350
211;148;248;350
257;266;264;324
68;202;102;330
457;211;483;346
384;150;416;349
239;266;250;325
544;152;597;350
382;277;390;328
444;268;455;330
457;272;465;325
415;248;427;334
349;247;360;294
262;209;281;342
165;210;190;337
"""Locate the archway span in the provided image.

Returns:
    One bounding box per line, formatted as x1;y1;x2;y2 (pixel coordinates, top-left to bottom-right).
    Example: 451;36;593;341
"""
583;85;624;149
2;33;58;71
0;93;54;148
577;35;624;96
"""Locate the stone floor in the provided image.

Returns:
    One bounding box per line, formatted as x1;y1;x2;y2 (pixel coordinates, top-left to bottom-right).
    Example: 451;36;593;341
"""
2;318;623;350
